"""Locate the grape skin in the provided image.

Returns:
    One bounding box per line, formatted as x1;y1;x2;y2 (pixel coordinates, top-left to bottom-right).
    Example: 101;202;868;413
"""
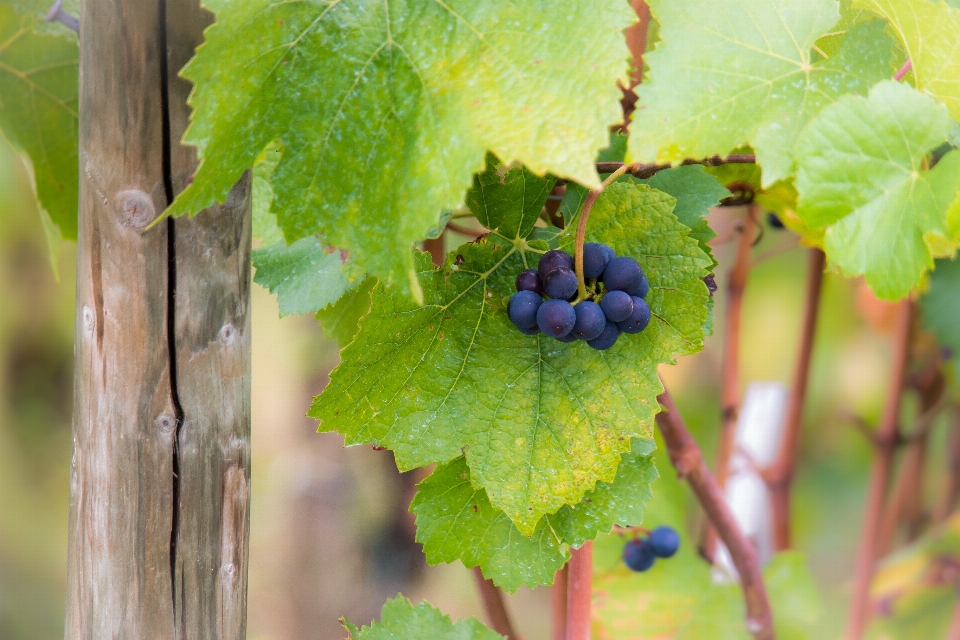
515;268;543;295
582;242;612;279
537;249;574;280
536;299;576;338
544;267;579;300
586;320;620;350
648;526;680;558
600;290;633;323
508;290;542;330
572;301;606;341
617;296;651;334
623;539;655;572
602;257;648;298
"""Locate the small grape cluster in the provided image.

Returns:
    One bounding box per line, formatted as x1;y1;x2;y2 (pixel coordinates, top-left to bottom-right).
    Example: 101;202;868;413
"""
507;244;651;350
622;526;681;572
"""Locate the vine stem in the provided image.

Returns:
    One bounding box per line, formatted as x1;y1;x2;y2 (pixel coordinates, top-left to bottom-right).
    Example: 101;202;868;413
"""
706;204;759;559
566;542;593;640
845;300;914;640
894;59;913;81
552;565;568;640
574;164;631;299
656;387;775;640
767;248;825;551
593;154;755;179
472;567;519;640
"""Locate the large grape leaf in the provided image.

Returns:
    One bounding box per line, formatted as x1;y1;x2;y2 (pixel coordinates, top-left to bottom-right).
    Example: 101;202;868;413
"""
165;0;634;301
630;0;894;187
317;277;377;348
0;3;78;238
410;439;656;592
920;257;960;377
342;595;502;640
310;179;712;534
857;0;960;122
795;81;960;300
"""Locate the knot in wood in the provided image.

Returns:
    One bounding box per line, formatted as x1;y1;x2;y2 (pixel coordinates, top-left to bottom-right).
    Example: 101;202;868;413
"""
115;190;155;230
82;305;95;333
218;323;236;344
156;414;177;433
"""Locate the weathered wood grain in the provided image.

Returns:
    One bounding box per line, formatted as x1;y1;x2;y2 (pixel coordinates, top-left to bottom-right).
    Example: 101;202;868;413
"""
66;1;252;637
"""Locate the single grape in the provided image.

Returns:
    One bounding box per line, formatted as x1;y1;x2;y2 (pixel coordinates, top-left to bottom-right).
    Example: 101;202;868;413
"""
647;526;681;558
544;267;579;300
536;299;576;338
508;290;542;330
617;296;651;334
516;269;543;295
586;320;620;350
557;332;578;343
602;257;648;298
518;325;540;336
572;301;606;341
767;212;785;229
537;250;574;280
600;290;633;323
623;539;656;572
582;242;611;279
602;244;617;263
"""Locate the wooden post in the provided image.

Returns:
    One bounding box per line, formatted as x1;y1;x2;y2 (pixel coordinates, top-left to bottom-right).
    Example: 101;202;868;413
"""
65;1;252;638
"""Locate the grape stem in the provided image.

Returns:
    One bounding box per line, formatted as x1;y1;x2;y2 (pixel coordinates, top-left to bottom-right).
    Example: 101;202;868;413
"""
656;386;775;640
574;164;631;300
894;59;913;81
471;567;519;640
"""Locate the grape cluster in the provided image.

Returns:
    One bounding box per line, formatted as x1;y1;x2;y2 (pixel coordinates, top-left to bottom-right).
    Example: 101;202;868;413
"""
507;244;651;350
622;526;681;572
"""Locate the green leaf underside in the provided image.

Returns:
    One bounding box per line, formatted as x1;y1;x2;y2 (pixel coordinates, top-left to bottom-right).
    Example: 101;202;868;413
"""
252;145;284;245
411;440;656;592
167;0;633;300
0;4;78;239
467;155;555;240
252;237;352;317
632;0;894;187
311;180;711;534
857;0;960;122
317;277;377;347
921;257;960;377
796;81;960;300
343;595;502;640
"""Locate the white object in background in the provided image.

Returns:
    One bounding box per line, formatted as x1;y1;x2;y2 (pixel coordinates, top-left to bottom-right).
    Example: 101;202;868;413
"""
713;381;788;583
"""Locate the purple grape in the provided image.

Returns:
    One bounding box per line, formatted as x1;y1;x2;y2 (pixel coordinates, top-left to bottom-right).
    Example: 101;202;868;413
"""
617;297;651;334
536;299;576;339
508;290;542;330
602;257;648;298
647;526;680;558
586;320;620;350
572;301;606;341
600;290;633;323
537;250;574;280
623;539;655;572
768;212;785;229
544;267;579;300
516;269;543;295
556;332;578;343
518;325;540;336
582;243;612;279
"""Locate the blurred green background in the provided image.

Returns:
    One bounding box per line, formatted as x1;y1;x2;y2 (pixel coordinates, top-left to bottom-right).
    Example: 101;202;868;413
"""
0;132;952;639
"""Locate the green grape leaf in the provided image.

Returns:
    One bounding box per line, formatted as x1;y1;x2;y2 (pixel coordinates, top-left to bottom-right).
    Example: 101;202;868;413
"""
317;277;377;347
635;165;729;267
467;155;555;240
857;0;960;122
921;257;960;378
166;0;634;301
411;440;656;592
342;595;503;640
795;81;960;300
631;0;894;187
0;4;78;239
310;181;711;534
252;145;284;245
252;238;352;317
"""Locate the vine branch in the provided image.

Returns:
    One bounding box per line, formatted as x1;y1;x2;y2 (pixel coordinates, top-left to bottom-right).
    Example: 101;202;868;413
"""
846;300;913;640
472;567;519;640
594;154;756;180
46;0;79;33
656;386;775;640
566;542;593;640
767;248;825;551
552;565;568;640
